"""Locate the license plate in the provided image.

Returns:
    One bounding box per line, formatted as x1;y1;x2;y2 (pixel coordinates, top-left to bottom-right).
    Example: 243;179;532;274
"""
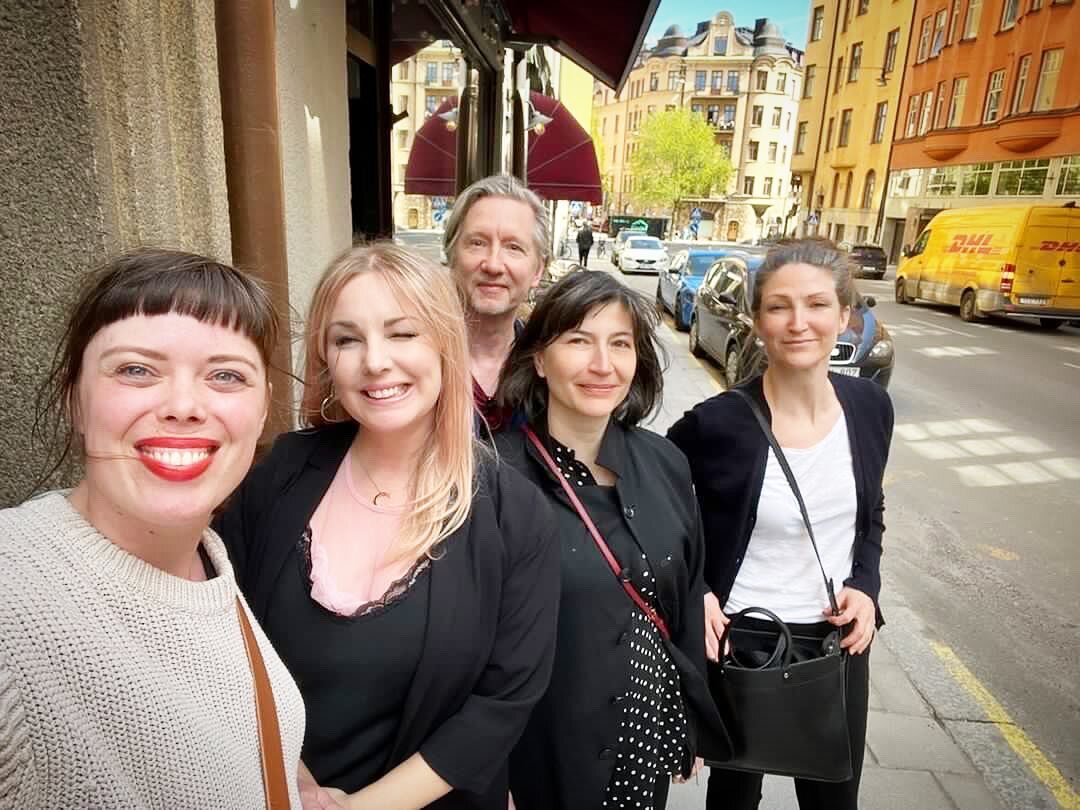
862;266;878;272
1018;296;1047;305
831;366;860;376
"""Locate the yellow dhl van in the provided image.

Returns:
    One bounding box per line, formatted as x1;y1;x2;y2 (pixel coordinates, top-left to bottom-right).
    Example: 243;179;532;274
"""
895;203;1080;328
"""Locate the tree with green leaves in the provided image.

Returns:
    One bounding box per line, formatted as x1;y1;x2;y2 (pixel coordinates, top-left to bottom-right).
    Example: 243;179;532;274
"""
628;109;733;234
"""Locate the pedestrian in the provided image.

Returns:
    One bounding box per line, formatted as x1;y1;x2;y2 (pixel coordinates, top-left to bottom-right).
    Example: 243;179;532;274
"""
576;223;594;267
214;242;561;809
598;235;608;257
0;249;310;808
667;238;894;810
442;174;551;432
496;271;731;810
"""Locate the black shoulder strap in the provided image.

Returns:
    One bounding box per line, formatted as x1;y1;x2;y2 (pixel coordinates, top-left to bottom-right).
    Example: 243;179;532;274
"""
730;388;840;616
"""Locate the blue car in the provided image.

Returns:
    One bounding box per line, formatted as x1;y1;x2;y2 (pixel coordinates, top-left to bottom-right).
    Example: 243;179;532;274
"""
656;246;744;331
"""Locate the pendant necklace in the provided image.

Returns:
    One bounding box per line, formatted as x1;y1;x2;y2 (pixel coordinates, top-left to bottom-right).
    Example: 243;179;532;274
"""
352;455;391;506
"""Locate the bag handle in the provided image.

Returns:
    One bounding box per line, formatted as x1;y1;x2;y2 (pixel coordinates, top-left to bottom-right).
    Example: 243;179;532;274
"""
236;597;291;809
729;389;840;616
720;606;796;671
524;425;671;641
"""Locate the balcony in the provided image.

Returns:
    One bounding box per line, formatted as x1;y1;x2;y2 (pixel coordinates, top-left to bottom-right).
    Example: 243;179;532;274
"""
709;119;737;133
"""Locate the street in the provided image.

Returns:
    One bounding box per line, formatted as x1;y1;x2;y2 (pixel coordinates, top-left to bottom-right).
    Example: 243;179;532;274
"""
398;229;1078;808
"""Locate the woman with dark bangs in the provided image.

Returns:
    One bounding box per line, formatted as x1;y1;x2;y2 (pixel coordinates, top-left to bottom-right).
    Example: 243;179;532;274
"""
0;250;308;808
495;271;730;810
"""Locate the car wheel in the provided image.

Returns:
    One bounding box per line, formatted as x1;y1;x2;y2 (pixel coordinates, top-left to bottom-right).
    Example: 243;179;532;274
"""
674;299;689;331
960;289;978;322
1038;318;1063;331
655;283;665;315
689;317;704;358
724;345;741;388
895;278;910;304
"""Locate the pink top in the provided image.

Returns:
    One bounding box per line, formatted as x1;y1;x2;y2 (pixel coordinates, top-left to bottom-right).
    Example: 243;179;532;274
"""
308;455;419;616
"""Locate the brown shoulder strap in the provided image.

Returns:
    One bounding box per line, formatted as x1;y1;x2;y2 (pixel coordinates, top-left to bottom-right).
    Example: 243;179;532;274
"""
236;596;291;809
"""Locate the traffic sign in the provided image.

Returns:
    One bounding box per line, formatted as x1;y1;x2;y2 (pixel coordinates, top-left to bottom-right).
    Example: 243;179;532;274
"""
690;207;703;222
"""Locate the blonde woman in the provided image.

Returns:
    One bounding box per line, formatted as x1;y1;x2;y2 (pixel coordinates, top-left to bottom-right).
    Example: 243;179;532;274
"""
215;243;560;809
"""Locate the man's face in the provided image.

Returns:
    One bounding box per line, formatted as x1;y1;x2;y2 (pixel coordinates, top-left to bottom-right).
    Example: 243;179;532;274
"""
451;196;544;318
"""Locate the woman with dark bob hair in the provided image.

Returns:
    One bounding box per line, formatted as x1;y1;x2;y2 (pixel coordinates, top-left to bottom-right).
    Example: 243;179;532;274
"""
0;250;309;808
496;271;730;810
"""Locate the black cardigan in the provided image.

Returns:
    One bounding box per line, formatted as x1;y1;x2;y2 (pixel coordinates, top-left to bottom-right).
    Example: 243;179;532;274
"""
213;422;561;809
497;421;732;809
666;373;894;624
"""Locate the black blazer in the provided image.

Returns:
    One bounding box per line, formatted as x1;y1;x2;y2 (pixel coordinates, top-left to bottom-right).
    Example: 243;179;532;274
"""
213;422;561;809
667;373;894;624
497;421;731;809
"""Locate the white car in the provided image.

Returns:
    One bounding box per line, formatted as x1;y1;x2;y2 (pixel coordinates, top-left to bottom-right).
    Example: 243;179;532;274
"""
618;236;669;274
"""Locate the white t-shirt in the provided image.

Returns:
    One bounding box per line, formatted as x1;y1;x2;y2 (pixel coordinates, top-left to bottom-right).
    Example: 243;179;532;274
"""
724;412;858;624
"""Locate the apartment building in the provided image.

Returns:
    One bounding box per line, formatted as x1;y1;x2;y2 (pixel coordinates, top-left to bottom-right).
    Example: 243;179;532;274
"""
791;0;916;247
884;0;1079;259
592;12;803;240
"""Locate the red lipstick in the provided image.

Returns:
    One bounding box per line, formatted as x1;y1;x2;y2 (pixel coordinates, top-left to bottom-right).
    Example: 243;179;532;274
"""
135;437;219;482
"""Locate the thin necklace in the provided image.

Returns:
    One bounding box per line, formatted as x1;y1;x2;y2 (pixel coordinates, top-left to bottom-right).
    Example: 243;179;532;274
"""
351;454;392;506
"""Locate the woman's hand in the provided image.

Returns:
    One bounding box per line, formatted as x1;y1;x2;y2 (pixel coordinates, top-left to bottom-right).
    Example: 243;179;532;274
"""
672;757;704;784
298;762;347;810
703;591;729;663
824;587;876;655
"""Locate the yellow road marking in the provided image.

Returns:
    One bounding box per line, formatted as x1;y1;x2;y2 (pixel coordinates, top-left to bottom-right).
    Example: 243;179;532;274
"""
931;642;1079;809
976;543;1021;561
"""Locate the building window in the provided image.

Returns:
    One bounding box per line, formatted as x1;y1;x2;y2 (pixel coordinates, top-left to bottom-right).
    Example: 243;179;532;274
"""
931;10;948;56
835;58;844;93
830;173;841;206
777;73;787;92
712;70;724;90
707;104;720;124
960;162;994;195
947;77;967;127
927;167;959;195
771;107;782;127
905;95;921;137
843;0;851;30
744;176;755;195
811;6;825;40
948;0;962;42
1033;48;1063;111
650;72;659;91
795;121;809;154
983;69;1006;123
849;43;862;82
425;95;439;116
714;36;729;55
786;112;792;131
752;105;764;126
397;129;408;149
838;109;853;146
963;0;982;39
668;71;679;91
884;29;900;73
995;159;1050;195
919;90;935;134
858;0;870;13
1000;0;1020;29
426;62;438;83
748;141;760;160
782;145;788;163
400;62;410;80
1057;156;1080;195
614;115;619;133
856;225;870;243
695;70;707;91
1011;55;1032;114
872;102;888;143
723;104;737;124
917;16;933;62
763;177;774;195
691;103;703;117
399;94;409;113
756;70;769;91
804;65;816;97
727;72;740;92
825;116;835;150
768;142;778;162
843;171;854;207
443;62;456;83
861;170;877;208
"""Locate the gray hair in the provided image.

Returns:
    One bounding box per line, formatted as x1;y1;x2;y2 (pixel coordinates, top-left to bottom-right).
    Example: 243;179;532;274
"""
751;238;855;317
442;174;552;272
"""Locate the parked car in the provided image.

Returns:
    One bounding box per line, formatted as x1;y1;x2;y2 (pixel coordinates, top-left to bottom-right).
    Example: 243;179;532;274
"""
618;236;669;274
689;253;894;388
656;245;740;331
850;244;888;279
896;203;1080;327
611;229;642;266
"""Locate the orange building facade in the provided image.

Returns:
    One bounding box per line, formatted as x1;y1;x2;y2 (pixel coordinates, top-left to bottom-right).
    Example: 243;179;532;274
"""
882;0;1079;260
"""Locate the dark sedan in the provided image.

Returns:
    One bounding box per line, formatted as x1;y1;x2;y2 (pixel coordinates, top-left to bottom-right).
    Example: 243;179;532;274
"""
689;253;894;388
849;244;888;279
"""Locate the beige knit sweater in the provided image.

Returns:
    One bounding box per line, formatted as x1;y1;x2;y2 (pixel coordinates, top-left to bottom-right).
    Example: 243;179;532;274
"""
0;492;306;809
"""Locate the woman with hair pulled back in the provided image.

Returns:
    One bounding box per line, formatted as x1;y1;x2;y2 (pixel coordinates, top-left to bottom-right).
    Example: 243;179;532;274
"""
214;242;560;809
668;239;894;810
0;249;308;808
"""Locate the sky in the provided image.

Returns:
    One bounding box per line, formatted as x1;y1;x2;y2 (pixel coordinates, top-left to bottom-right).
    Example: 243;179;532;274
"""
646;0;810;50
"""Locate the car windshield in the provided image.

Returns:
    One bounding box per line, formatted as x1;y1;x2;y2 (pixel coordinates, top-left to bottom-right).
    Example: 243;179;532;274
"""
629;238;661;249
687;255;721;276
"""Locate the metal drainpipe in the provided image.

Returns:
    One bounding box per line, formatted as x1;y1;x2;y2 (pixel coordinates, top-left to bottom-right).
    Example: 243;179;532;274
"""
215;0;292;434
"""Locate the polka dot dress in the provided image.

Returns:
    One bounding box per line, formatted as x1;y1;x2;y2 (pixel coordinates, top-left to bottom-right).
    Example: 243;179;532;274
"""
550;439;691;808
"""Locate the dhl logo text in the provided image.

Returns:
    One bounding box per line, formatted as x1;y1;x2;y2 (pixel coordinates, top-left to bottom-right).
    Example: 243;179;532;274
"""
1037;240;1080;252
946;234;1004;255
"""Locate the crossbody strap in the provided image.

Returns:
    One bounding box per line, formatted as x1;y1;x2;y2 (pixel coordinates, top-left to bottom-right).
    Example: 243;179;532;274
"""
236;597;291;808
524;426;671;641
729;389;840;616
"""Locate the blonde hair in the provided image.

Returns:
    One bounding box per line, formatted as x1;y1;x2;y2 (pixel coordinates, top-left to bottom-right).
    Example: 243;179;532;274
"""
301;242;478;563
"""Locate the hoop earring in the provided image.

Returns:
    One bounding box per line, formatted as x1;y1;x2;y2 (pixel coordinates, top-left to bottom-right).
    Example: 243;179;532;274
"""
319;385;337;422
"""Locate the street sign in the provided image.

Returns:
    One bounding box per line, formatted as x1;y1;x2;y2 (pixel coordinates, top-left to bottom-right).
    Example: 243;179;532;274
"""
630;219;649;231
807;212;820;226
432;196;448;212
690;207;703;222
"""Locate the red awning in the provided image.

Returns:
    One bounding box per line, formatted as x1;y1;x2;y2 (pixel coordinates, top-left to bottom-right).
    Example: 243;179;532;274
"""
502;0;660;92
403;96;458;197
403;92;602;204
526;91;601;204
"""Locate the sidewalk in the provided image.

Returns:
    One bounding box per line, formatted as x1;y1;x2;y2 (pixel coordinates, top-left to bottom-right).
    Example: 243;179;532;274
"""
571;253;1033;810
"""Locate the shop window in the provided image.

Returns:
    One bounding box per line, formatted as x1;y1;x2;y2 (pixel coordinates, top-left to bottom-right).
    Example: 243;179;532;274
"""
927;167;959;195
960;162;994;195
1056;157;1080;196
995;159;1049;195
